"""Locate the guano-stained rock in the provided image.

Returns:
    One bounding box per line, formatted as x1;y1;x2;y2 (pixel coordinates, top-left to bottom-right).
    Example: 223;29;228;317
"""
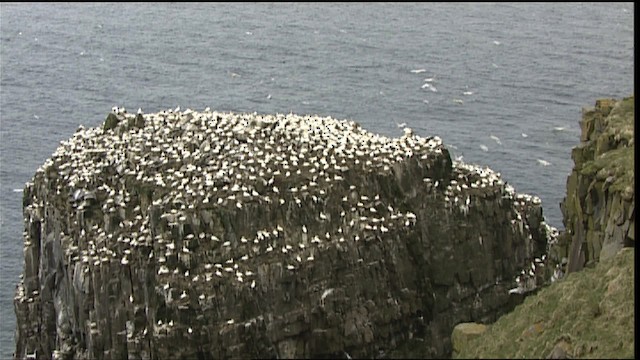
14;107;554;359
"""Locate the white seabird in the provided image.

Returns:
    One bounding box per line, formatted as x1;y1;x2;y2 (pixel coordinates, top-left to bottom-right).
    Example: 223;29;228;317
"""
421;83;438;92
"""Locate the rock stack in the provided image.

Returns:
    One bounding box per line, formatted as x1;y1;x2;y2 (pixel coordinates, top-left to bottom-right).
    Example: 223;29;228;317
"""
14;107;554;359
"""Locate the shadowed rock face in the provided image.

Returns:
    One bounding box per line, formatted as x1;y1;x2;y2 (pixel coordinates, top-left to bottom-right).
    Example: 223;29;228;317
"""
14;107;552;359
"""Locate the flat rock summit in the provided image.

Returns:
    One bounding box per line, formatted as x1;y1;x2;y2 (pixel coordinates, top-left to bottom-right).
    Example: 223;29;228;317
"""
14;107;558;359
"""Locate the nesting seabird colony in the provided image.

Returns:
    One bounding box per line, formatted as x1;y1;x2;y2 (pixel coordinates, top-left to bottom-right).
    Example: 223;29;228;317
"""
16;106;559;358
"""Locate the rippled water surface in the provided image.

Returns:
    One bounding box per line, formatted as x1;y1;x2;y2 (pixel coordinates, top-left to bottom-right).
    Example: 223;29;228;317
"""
0;3;634;357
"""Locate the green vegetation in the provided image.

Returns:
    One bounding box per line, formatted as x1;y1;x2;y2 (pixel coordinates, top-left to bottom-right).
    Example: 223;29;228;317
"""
580;95;635;193
581;146;634;193
454;248;635;359
606;96;635;135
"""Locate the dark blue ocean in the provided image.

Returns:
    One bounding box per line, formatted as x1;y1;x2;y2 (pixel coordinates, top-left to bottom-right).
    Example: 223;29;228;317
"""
0;3;634;358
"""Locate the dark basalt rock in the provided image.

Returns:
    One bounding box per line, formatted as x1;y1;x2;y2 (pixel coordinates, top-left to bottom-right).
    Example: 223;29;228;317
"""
103;113;120;131
14;107;553;359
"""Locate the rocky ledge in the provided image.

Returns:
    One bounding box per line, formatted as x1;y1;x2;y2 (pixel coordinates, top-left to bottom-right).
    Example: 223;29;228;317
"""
14;107;556;359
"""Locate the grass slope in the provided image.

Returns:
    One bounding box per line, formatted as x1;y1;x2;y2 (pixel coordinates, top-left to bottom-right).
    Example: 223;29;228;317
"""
455;247;635;359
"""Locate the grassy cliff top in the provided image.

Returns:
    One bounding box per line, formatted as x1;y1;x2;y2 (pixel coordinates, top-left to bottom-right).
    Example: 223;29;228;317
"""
454;247;635;359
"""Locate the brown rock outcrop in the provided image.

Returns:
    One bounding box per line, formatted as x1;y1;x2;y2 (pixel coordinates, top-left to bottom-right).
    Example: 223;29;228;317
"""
451;322;488;358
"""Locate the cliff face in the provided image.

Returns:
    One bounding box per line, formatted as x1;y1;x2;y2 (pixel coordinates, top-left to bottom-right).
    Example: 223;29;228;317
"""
13;108;553;359
452;96;635;359
551;96;635;273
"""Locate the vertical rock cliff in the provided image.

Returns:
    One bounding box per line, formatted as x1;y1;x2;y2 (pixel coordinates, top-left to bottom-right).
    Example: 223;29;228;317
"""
552;96;634;273
13;108;554;359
